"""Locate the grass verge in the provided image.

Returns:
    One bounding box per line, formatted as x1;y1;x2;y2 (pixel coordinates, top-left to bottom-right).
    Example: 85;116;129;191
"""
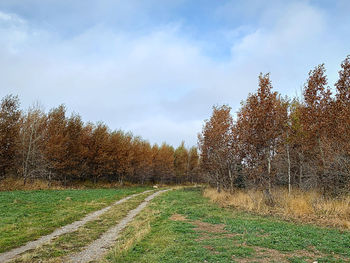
204;188;350;230
0;186;151;253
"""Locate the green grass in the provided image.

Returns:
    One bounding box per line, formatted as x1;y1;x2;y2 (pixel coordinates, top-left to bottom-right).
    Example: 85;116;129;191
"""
0;186;150;253
11;191;155;263
107;188;350;263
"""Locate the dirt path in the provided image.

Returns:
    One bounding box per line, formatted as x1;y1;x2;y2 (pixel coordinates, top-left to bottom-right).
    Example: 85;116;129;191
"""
0;190;153;263
67;189;170;263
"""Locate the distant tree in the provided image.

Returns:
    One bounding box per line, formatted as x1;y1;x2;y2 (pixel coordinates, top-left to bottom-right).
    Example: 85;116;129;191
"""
174;141;189;183
287;99;305;188
301;64;333;194
153;143;175;184
188;146;200;183
151;144;160;183
131;137;153;184
85;123;110;184
44;105;68;185
19;103;47;184
198;105;234;192
0;95;21;178
65;113;84;181
236;74;287;198
333;56;350;193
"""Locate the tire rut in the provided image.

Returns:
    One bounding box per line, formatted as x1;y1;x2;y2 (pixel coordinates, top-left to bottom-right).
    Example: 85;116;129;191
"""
67;189;170;263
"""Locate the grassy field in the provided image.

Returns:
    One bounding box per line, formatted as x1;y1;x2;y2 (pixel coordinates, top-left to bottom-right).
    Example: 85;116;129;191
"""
0;186;150;253
1;187;349;262
107;188;350;263
11;191;155;263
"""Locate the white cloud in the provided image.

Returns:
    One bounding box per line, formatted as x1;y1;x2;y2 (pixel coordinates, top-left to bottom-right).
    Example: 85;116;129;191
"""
0;1;349;147
0;10;25;24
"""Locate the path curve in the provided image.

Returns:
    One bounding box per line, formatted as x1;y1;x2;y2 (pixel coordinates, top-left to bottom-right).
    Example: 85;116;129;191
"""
67;189;170;263
0;190;153;263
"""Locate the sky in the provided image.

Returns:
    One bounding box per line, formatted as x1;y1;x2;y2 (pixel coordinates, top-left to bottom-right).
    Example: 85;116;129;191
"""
0;0;349;147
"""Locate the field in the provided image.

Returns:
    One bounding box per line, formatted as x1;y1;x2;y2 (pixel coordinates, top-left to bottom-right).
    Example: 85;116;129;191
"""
0;186;150;253
1;187;349;263
107;188;350;263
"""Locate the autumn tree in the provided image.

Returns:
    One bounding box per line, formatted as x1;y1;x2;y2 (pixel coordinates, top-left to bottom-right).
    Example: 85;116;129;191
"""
64;113;84;181
130;137;153;184
152;143;175;184
301;64;334;194
174;141;189;183
84;123;110;184
283;99;307;190
236;74;287;197
333;55;350;193
106;131;133;184
44;105;69;185
188;146;200;183
0;95;21;178
198;105;235;192
20;103;47;184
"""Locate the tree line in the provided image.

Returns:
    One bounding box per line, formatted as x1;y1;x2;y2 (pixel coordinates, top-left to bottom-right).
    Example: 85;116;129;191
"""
0;98;200;186
199;55;350;197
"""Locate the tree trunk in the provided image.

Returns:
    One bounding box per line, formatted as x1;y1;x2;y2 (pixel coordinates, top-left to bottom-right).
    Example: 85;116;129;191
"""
216;171;221;193
298;152;303;188
265;154;274;206
267;155;271;191
228;168;234;193
23;123;34;185
216;181;221;193
286;143;291;194
48;171;52;187
318;137;327;194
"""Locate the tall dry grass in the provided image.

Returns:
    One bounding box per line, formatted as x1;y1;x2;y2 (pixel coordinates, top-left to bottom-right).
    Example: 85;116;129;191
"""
0;177;135;191
0;177;64;191
203;188;350;229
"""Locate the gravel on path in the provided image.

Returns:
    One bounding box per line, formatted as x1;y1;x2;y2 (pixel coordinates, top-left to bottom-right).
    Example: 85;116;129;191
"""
67;189;170;263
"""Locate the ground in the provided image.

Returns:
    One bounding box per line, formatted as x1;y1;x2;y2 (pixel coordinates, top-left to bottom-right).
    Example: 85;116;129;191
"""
107;188;350;263
0;187;349;263
0;187;150;253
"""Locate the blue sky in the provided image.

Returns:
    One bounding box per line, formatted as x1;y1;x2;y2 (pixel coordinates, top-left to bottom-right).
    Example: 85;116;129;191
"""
0;0;349;146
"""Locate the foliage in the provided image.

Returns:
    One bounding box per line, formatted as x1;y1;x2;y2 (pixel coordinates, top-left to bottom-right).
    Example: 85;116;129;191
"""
199;55;350;196
0;99;200;186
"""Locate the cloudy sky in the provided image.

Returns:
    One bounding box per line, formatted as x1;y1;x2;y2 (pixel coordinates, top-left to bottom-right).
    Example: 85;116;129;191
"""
0;0;349;147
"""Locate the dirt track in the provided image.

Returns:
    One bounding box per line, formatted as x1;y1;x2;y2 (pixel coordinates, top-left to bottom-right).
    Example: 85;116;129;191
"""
0;190;152;263
67;189;169;263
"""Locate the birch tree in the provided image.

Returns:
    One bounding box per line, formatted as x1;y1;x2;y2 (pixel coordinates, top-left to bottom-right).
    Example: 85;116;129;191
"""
20;104;47;184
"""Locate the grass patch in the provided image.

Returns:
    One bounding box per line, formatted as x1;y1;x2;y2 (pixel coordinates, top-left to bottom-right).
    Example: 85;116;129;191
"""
0;186;151;253
106;188;350;263
10;191;155;263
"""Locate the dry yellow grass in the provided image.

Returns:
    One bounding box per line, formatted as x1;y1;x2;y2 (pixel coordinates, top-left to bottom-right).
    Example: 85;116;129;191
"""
203;187;350;229
0;177;64;191
0;178;199;191
0;177;140;191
